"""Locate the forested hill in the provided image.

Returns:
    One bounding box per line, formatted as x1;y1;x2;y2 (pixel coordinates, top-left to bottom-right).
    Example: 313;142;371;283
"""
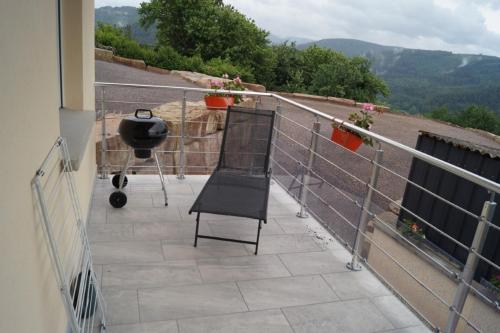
95;6;500;117
95;6;156;45
299;38;500;115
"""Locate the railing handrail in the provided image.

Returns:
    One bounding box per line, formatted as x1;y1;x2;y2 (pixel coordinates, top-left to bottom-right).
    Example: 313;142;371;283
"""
94;81;500;194
94;81;274;97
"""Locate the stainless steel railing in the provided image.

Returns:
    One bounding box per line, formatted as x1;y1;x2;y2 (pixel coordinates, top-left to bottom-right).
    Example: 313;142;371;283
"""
94;82;500;333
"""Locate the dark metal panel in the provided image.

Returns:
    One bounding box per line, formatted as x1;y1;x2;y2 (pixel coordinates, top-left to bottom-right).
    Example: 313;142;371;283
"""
399;132;500;282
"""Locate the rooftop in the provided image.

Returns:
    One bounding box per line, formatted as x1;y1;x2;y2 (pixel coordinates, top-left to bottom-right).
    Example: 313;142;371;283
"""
89;175;429;333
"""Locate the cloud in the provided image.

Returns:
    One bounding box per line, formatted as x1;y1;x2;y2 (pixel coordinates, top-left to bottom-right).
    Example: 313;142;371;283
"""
225;0;500;56
95;0;500;56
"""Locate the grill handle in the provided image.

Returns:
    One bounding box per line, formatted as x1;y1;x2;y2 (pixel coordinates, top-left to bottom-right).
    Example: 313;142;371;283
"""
135;109;153;119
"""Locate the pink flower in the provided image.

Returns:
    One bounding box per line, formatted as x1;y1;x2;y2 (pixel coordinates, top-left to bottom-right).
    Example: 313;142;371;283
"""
363;103;375;111
211;80;224;89
234;76;242;85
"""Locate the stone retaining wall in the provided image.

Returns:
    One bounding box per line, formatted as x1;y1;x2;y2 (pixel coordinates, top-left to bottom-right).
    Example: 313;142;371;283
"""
95;48;113;62
97;99;257;175
277;91;391;112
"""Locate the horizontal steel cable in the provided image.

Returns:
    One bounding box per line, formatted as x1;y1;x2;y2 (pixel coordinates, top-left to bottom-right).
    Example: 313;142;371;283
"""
275;112;371;162
471;249;500;273
460;277;499;308
276;110;480;222
367;183;471;251
271;174;355;251
270;157;468;327
107;164;214;169
96;83;500;193
353;255;439;331
372;159;480;220
271;156;459;276
274;127;368;186
272;142;362;207
96;99;170;105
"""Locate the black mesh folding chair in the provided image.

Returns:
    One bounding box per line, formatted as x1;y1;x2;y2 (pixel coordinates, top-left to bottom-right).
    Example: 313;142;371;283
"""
189;106;276;255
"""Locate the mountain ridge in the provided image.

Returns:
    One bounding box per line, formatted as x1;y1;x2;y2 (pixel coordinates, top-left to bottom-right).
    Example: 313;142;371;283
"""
299;38;500;115
94;7;500;115
95;6;156;45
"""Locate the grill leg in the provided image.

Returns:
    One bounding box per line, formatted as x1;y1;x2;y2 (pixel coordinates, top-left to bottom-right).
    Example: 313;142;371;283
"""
255;219;263;255
154;151;168;206
119;149;133;190
194;212;200;247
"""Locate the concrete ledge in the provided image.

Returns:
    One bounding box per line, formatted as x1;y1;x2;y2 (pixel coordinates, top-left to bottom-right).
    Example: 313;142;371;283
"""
95;48;113;62
146;65;171;75
293;93;328;101
375;105;391;113
242;82;266;93
277;92;391;112
327;96;356;107
467;128;500;144
112;55;146;70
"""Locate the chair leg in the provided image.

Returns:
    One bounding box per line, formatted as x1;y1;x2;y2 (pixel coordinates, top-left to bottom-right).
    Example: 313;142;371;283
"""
255;219;263;255
194;212;200;247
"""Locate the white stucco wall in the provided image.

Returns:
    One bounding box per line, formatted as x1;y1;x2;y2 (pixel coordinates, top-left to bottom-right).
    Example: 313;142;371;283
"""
0;1;96;332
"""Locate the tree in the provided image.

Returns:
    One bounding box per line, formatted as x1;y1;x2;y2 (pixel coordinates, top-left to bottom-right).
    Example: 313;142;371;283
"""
426;106;452;122
270;42;303;90
95;23;147;60
309;54;388;102
299;45;336;86
455;105;499;133
139;0;268;78
426;105;500;134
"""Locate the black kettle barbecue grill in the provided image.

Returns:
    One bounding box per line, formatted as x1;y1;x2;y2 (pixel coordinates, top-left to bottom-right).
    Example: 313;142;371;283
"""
109;109;169;208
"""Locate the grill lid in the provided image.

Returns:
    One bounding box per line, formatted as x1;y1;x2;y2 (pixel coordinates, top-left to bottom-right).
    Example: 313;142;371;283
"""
118;109;168;150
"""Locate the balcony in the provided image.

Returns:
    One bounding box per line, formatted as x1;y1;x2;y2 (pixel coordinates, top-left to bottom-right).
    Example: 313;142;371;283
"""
84;81;500;332
89;175;428;332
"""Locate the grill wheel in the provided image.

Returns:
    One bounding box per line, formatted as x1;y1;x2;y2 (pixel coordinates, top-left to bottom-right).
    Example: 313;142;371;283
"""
112;174;128;189
109;191;127;208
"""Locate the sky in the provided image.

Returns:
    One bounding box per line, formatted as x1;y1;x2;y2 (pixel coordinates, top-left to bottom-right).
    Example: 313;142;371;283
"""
95;0;500;57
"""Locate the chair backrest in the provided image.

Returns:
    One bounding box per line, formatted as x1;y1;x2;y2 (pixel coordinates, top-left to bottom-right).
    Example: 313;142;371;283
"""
217;106;275;176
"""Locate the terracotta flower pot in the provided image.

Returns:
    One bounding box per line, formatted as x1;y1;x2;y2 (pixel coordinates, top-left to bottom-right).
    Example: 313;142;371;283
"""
331;127;363;152
204;96;234;109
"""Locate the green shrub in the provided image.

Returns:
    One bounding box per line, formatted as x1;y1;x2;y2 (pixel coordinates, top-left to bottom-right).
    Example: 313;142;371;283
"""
309;56;388;102
201;58;254;82
95;23;146;60
183;55;205;73
151;45;185;69
426;105;500;134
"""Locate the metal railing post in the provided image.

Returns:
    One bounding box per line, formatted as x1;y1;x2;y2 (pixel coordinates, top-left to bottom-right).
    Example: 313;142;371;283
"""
99;86;108;179
444;194;496;333
297;116;320;218
256;96;262;109
347;144;384;271
270;100;281;160
269;99;281;186
177;91;187;180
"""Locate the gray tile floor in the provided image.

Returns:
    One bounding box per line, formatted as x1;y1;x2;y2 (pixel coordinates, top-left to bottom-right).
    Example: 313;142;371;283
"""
89;175;430;333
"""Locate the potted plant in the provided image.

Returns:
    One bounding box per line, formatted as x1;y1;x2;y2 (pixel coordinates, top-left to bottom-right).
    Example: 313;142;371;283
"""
204;74;245;109
399;218;426;244
480;274;500;304
331;103;376;151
